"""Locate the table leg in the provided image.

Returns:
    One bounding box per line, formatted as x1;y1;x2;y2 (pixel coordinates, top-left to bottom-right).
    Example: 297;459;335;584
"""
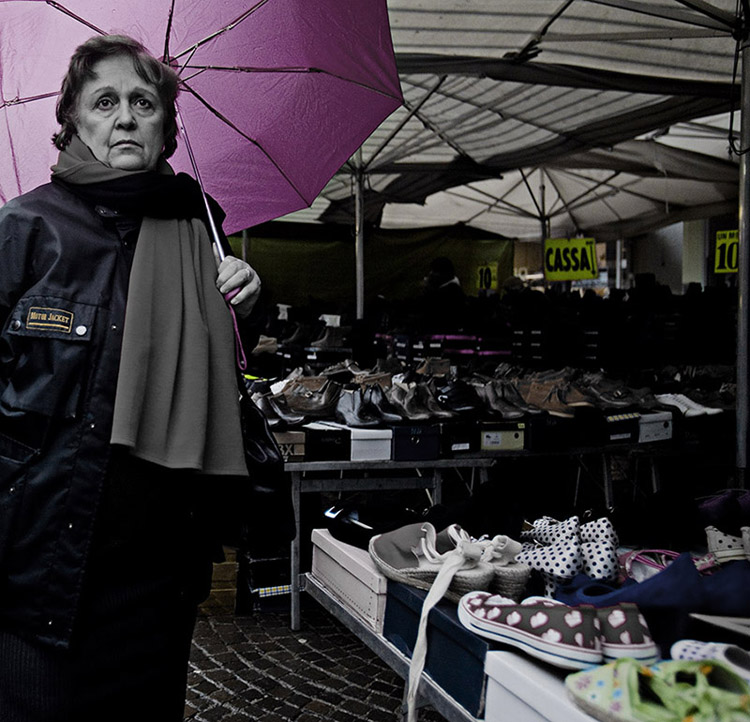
290;471;302;631
433;468;443;506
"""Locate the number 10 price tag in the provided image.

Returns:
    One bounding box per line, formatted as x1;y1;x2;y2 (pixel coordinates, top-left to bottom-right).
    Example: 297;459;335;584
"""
715;230;738;274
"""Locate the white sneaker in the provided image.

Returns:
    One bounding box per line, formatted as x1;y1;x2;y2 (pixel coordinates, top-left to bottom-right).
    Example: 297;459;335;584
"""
655;392;721;417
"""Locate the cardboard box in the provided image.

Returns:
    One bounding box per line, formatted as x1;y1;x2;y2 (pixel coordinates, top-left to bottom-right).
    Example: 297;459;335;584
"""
383;581;498;717
603;412;641;444
525;414;579;451
351;426;392;461
484;651;594;722
273;430;305;461
479;422;526;452
638;411;673;443
440;421;478;456
302;422;350;461
311;528;387;633
391;425;441;461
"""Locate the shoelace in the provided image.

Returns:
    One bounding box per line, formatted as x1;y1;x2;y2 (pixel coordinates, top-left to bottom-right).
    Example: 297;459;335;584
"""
407;524;485;722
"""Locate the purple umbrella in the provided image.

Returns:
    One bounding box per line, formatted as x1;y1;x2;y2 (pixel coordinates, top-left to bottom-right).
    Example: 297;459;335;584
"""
0;0;402;234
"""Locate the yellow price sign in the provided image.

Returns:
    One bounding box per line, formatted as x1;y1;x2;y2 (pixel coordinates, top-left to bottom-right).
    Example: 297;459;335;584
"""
544;238;598;281
476;263;498;291
715;230;738;274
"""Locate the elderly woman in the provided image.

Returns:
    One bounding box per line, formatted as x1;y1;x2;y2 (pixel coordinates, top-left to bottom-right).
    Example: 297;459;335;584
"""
0;35;261;721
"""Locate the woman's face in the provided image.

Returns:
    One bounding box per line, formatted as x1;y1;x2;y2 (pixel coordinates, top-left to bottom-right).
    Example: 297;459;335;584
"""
75;55;165;171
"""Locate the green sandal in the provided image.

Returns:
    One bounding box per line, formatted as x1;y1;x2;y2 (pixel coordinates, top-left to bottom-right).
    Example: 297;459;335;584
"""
565;657;750;722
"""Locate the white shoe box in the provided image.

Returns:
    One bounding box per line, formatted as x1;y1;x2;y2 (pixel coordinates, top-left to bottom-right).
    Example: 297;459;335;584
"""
638;411;673;443
312;422;393;461
484;651;595;722
350;427;392;460
311;528;388;633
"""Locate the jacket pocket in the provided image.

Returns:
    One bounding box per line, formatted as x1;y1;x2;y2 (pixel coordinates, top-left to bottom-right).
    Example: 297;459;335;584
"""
0;432;36;570
1;296;97;418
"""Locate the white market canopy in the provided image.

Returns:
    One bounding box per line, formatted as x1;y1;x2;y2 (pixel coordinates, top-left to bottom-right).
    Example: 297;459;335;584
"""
280;0;742;240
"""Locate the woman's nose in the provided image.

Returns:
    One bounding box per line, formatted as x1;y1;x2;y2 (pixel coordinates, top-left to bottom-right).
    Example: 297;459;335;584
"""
115;104;136;129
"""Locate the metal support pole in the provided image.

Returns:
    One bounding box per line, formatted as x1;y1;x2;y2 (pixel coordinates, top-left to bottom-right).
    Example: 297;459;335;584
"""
737;40;750;483
242;228;250;262
354;148;365;320
615;239;623;289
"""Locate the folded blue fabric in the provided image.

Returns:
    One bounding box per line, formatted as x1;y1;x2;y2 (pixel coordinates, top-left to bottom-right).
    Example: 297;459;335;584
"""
700;560;750;616
555;552;703;609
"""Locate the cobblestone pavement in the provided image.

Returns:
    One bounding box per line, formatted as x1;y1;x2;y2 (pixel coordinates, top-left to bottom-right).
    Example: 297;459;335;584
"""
185;592;446;722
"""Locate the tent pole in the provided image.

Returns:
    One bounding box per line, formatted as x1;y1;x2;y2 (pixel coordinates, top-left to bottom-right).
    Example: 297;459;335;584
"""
737;37;750;485
615;239;623;289
354;148;365;320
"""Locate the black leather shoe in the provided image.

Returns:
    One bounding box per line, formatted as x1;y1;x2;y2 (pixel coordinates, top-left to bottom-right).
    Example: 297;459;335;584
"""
362;383;403;424
430;378;481;415
335;387;381;427
267;393;307;426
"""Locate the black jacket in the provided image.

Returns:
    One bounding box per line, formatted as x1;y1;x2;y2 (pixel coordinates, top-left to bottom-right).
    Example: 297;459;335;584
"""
0;182;255;648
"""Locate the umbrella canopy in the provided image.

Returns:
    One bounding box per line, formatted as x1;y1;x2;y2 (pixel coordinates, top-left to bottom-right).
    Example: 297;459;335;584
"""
378;131;739;241
0;0;403;233
279;1;739;239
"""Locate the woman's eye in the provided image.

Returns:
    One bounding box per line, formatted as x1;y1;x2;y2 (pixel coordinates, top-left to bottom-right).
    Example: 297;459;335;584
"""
136;98;154;110
96;97;114;109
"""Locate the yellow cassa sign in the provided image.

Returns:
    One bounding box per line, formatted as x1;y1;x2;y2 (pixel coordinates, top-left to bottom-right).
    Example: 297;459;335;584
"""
714;230;738;274
544;238;598;281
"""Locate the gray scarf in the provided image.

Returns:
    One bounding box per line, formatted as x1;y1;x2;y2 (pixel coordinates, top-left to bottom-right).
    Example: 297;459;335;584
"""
52;137;246;475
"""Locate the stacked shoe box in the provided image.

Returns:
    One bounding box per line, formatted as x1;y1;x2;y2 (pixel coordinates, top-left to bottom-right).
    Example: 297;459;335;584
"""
638;411;673;443
310;528;388;633
411;336;444;364
439;422;479;456
394;334;412;363
479;422;526;453
308;422;392;461
442;334;478;364
484;651;594;722
273;431;305;461
303;422;351;460
391;425;441;461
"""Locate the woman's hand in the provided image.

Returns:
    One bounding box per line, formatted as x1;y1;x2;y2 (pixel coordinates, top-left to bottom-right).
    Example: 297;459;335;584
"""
214;252;261;318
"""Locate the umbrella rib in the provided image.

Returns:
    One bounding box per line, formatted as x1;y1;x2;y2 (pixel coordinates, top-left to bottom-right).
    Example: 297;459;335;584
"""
0;91;59;108
180;64;402;102
366;76;447;170
181;84;309;206
170;0;271;64
43;1;107;35
163;0;177;64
